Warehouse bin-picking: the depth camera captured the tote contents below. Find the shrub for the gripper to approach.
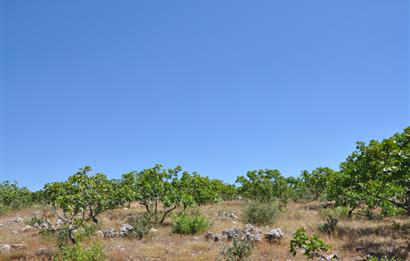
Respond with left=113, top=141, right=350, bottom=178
left=290, top=227, right=330, bottom=259
left=368, top=257, right=400, bottom=261
left=319, top=206, right=350, bottom=220
left=77, top=223, right=100, bottom=241
left=55, top=242, right=105, bottom=261
left=242, top=201, right=279, bottom=226
left=25, top=214, right=44, bottom=226
left=219, top=238, right=254, bottom=261
left=381, top=202, right=405, bottom=217
left=318, top=216, right=338, bottom=236
left=172, top=213, right=211, bottom=235
left=128, top=213, right=154, bottom=239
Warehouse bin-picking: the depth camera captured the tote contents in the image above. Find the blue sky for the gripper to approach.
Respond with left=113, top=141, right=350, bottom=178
left=1, top=0, right=409, bottom=191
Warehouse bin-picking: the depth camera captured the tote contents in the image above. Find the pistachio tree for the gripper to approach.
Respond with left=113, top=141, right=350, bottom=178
left=43, top=167, right=120, bottom=243
left=236, top=169, right=289, bottom=203
left=328, top=127, right=410, bottom=217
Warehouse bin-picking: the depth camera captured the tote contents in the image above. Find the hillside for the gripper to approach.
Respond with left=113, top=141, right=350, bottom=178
left=1, top=200, right=409, bottom=260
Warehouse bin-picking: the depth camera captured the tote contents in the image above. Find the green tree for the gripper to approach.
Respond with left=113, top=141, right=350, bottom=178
left=301, top=167, right=335, bottom=200
left=43, top=167, right=120, bottom=243
left=129, top=164, right=194, bottom=223
left=328, top=127, right=410, bottom=216
left=0, top=181, right=34, bottom=211
left=236, top=169, right=289, bottom=203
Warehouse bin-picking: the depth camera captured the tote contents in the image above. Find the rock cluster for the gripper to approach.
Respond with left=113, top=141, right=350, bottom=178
left=0, top=244, right=11, bottom=253
left=103, top=228, right=119, bottom=238
left=205, top=224, right=263, bottom=242
left=119, top=224, right=133, bottom=237
left=264, top=228, right=284, bottom=243
left=0, top=243, right=28, bottom=254
left=13, top=217, right=23, bottom=223
left=218, top=211, right=238, bottom=219
left=205, top=231, right=222, bottom=241
left=101, top=224, right=135, bottom=238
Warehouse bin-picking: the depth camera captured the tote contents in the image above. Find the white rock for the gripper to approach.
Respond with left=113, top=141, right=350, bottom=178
left=0, top=244, right=11, bottom=253
left=119, top=224, right=133, bottom=236
left=149, top=228, right=158, bottom=233
left=22, top=225, right=33, bottom=232
left=11, top=230, right=18, bottom=235
left=14, top=217, right=23, bottom=223
left=265, top=228, right=284, bottom=243
left=103, top=228, right=119, bottom=238
left=55, top=218, right=64, bottom=226
left=12, top=243, right=28, bottom=249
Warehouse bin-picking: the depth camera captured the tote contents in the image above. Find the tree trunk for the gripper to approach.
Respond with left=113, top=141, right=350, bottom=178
left=348, top=205, right=356, bottom=218
left=159, top=205, right=177, bottom=224
left=89, top=207, right=98, bottom=224
left=68, top=225, right=76, bottom=244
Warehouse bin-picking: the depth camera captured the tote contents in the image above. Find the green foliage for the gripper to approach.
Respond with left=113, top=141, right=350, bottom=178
left=128, top=213, right=155, bottom=239
left=0, top=181, right=35, bottom=213
left=77, top=223, right=100, bottom=241
left=318, top=216, right=338, bottom=236
left=180, top=172, right=220, bottom=206
left=301, top=167, right=335, bottom=201
left=171, top=212, right=210, bottom=235
left=123, top=164, right=220, bottom=224
left=319, top=206, right=350, bottom=220
left=285, top=176, right=307, bottom=201
left=236, top=169, right=289, bottom=203
left=210, top=180, right=238, bottom=201
left=54, top=242, right=105, bottom=261
left=43, top=166, right=121, bottom=244
left=129, top=164, right=189, bottom=223
left=219, top=238, right=254, bottom=261
left=242, top=201, right=279, bottom=226
left=290, top=227, right=330, bottom=259
left=328, top=127, right=410, bottom=217
left=25, top=213, right=44, bottom=226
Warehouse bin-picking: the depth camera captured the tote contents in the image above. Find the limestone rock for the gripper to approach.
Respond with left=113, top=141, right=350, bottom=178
left=12, top=243, right=28, bottom=249
left=265, top=228, right=284, bottom=243
left=205, top=231, right=222, bottom=242
left=14, top=217, right=23, bottom=223
left=22, top=225, right=34, bottom=232
left=219, top=211, right=238, bottom=219
left=103, top=228, right=118, bottom=238
left=120, top=224, right=133, bottom=236
left=0, top=244, right=11, bottom=253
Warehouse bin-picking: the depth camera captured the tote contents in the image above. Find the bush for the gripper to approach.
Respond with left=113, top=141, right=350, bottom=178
left=128, top=213, right=155, bottom=239
left=242, top=201, right=279, bottom=226
left=381, top=202, right=405, bottom=217
left=319, top=206, right=350, bottom=220
left=290, top=227, right=330, bottom=259
left=25, top=214, right=44, bottom=226
left=318, top=216, right=338, bottom=236
left=219, top=238, right=254, bottom=261
left=55, top=242, right=105, bottom=261
left=172, top=213, right=210, bottom=235
left=77, top=223, right=100, bottom=240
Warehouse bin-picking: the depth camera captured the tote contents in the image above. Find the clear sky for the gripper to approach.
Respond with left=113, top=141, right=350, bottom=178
left=1, top=0, right=409, bottom=191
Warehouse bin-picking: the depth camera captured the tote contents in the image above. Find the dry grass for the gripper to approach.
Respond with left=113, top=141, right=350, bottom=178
left=1, top=201, right=409, bottom=260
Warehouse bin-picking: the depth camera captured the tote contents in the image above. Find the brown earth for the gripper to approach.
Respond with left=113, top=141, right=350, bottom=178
left=0, top=201, right=409, bottom=260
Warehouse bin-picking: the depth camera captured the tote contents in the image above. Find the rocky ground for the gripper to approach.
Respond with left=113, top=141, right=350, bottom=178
left=0, top=201, right=409, bottom=260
